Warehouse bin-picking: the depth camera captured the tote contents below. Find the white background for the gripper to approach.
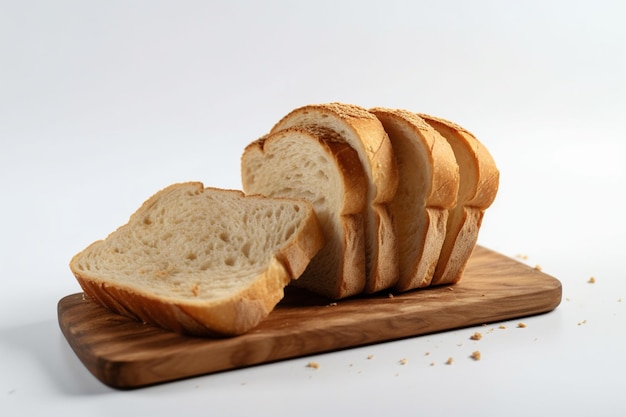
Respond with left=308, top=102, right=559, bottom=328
left=2, top=1, right=625, bottom=416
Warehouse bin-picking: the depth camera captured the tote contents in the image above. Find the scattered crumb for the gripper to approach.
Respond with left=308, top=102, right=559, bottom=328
left=457, top=343, right=463, bottom=347
left=517, top=322, right=527, bottom=328
left=619, top=298, right=623, bottom=303
left=306, top=361, right=320, bottom=369
left=445, top=357, right=454, bottom=365
left=470, top=332, right=483, bottom=341
left=430, top=362, right=435, bottom=367
left=566, top=297, right=571, bottom=302
left=577, top=320, right=588, bottom=326
left=471, top=351, right=481, bottom=361
left=588, top=277, right=596, bottom=284
left=399, top=358, right=408, bottom=365
left=191, top=283, right=200, bottom=297
left=327, top=302, right=337, bottom=307
left=498, top=325, right=507, bottom=330
left=533, top=264, right=542, bottom=271
left=515, top=254, right=529, bottom=260
left=446, top=286, right=454, bottom=291
left=425, top=352, right=431, bottom=356
left=388, top=293, right=394, bottom=298
left=367, top=354, right=374, bottom=360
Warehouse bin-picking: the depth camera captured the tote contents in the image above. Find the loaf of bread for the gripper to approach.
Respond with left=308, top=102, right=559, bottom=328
left=369, top=108, right=460, bottom=291
left=270, top=103, right=400, bottom=294
left=241, top=126, right=368, bottom=299
left=417, top=114, right=500, bottom=285
left=69, top=182, right=324, bottom=336
left=69, top=102, right=500, bottom=337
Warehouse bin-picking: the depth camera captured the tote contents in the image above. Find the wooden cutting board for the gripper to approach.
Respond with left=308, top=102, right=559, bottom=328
left=58, top=246, right=562, bottom=389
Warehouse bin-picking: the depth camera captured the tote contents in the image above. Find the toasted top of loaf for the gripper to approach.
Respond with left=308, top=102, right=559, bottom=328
left=241, top=126, right=368, bottom=299
left=69, top=182, right=324, bottom=336
left=271, top=102, right=399, bottom=203
left=418, top=114, right=499, bottom=209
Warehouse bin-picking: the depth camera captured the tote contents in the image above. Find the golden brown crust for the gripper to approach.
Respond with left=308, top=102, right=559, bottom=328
left=272, top=103, right=399, bottom=202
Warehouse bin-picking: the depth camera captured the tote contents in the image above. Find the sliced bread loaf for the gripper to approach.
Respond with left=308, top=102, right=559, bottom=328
left=241, top=126, right=367, bottom=299
left=369, top=108, right=460, bottom=291
left=271, top=103, right=400, bottom=294
left=69, top=182, right=324, bottom=336
left=418, top=114, right=500, bottom=285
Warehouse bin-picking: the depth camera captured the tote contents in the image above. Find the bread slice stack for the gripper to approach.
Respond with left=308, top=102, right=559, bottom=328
left=69, top=102, right=499, bottom=337
left=244, top=103, right=498, bottom=297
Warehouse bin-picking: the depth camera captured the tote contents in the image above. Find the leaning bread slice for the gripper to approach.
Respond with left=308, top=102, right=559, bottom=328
left=241, top=126, right=367, bottom=299
left=69, top=182, right=324, bottom=336
left=369, top=108, right=459, bottom=291
left=271, top=103, right=399, bottom=294
left=418, top=114, right=500, bottom=285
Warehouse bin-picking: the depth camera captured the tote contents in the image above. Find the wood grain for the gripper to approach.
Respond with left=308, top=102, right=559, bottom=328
left=58, top=246, right=562, bottom=389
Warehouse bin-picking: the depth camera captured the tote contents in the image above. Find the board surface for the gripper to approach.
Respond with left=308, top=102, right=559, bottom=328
left=58, top=246, right=562, bottom=389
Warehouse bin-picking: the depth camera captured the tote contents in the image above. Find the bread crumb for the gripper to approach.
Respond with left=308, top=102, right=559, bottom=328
left=388, top=293, right=394, bottom=298
left=471, top=351, right=481, bottom=361
left=327, top=302, right=337, bottom=307
left=424, top=352, right=430, bottom=356
left=498, top=325, right=507, bottom=330
left=517, top=322, right=527, bottom=328
left=399, top=358, right=408, bottom=365
left=533, top=264, right=542, bottom=271
left=367, top=354, right=374, bottom=360
left=470, top=332, right=483, bottom=341
left=446, top=286, right=454, bottom=291
left=515, top=254, right=528, bottom=260
left=306, top=361, right=320, bottom=369
left=618, top=298, right=623, bottom=303
left=445, top=357, right=454, bottom=365
left=577, top=320, right=587, bottom=326
left=429, top=362, right=435, bottom=367
left=588, top=277, right=596, bottom=284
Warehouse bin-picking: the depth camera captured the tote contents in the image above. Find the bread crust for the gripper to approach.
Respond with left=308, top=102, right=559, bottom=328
left=271, top=103, right=400, bottom=293
left=418, top=115, right=500, bottom=285
left=242, top=127, right=367, bottom=299
left=369, top=108, right=459, bottom=290
left=70, top=182, right=325, bottom=336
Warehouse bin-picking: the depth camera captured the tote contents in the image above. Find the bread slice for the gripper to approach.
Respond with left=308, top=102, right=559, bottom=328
left=271, top=103, right=399, bottom=294
left=418, top=114, right=500, bottom=285
left=369, top=108, right=460, bottom=291
left=241, top=126, right=367, bottom=299
left=69, top=182, right=324, bottom=336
